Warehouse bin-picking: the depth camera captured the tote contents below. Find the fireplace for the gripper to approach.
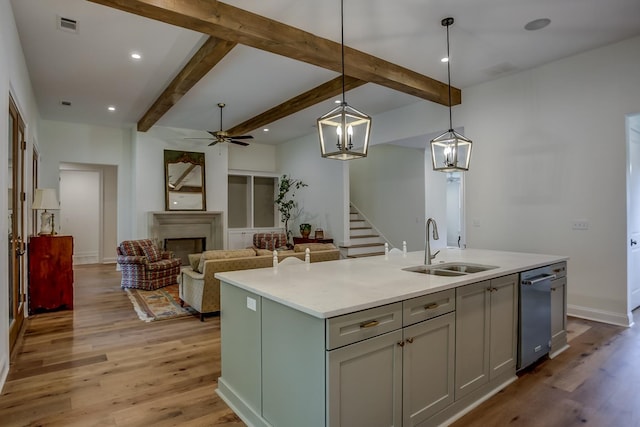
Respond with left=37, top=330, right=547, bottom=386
left=149, top=211, right=223, bottom=262
left=165, top=237, right=206, bottom=265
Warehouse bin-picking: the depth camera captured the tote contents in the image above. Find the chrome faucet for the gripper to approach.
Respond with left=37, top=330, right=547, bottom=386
left=425, top=218, right=440, bottom=265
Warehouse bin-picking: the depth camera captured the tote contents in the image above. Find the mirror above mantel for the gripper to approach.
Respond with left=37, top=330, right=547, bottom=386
left=164, top=150, right=206, bottom=211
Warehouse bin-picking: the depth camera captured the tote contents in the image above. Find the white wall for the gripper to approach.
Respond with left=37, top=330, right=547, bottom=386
left=276, top=134, right=347, bottom=244
left=458, top=36, right=640, bottom=325
left=0, top=0, right=40, bottom=391
left=134, top=126, right=230, bottom=240
left=229, top=142, right=276, bottom=172
left=38, top=120, right=134, bottom=244
left=350, top=144, right=425, bottom=251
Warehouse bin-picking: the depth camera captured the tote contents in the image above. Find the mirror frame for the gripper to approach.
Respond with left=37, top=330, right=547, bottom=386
left=164, top=150, right=206, bottom=211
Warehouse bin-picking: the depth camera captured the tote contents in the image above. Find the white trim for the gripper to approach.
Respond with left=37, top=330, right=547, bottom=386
left=567, top=304, right=633, bottom=327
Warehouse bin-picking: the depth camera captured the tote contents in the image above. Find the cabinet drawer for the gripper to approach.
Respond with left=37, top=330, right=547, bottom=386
left=326, top=302, right=402, bottom=350
left=403, top=289, right=455, bottom=326
left=550, top=262, right=567, bottom=279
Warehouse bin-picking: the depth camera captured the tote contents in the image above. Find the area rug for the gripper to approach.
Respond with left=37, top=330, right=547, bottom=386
left=125, top=284, right=197, bottom=322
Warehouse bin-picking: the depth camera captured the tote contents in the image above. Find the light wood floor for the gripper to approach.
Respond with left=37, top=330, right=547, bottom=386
left=1, top=264, right=639, bottom=426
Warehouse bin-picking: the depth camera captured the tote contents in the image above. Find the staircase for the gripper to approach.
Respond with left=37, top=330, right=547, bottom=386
left=340, top=205, right=386, bottom=258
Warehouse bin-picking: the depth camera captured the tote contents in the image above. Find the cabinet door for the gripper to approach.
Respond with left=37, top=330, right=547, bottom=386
left=327, top=329, right=403, bottom=427
left=227, top=230, right=250, bottom=249
left=489, top=274, right=518, bottom=380
left=455, top=280, right=491, bottom=400
left=403, top=312, right=455, bottom=426
left=550, top=277, right=567, bottom=355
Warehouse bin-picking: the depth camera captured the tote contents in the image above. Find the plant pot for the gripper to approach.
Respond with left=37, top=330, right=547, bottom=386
left=299, top=223, right=312, bottom=238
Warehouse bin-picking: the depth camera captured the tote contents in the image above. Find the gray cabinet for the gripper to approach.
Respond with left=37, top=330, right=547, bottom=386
left=402, top=311, right=455, bottom=426
left=455, top=274, right=518, bottom=400
left=327, top=290, right=456, bottom=427
left=327, top=329, right=403, bottom=427
left=550, top=262, right=568, bottom=356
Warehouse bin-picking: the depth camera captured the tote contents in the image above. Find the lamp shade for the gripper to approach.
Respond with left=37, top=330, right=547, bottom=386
left=430, top=129, right=472, bottom=172
left=32, top=188, right=60, bottom=210
left=317, top=102, right=371, bottom=160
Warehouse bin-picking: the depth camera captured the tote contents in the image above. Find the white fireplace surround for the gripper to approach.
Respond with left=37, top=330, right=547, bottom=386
left=149, top=211, right=224, bottom=251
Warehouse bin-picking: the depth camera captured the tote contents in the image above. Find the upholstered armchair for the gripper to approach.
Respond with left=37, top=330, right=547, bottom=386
left=116, top=239, right=181, bottom=290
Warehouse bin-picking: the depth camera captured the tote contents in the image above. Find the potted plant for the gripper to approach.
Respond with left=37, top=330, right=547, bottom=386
left=275, top=174, right=308, bottom=246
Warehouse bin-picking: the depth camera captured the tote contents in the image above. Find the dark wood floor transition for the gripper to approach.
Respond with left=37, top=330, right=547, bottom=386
left=1, top=264, right=638, bottom=426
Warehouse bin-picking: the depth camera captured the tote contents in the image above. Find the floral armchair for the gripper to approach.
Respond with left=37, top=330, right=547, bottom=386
left=116, top=239, right=181, bottom=290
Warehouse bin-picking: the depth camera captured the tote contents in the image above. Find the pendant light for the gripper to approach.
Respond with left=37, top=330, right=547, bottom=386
left=430, top=17, right=472, bottom=172
left=317, top=0, right=371, bottom=160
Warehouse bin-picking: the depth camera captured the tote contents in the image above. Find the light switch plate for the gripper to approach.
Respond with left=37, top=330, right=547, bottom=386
left=572, top=220, right=589, bottom=230
left=246, top=296, right=256, bottom=311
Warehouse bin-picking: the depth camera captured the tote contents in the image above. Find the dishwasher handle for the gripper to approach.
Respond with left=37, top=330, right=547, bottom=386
left=521, top=274, right=556, bottom=286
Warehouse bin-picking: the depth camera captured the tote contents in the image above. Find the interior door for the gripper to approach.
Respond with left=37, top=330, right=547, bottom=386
left=8, top=96, right=26, bottom=352
left=627, top=114, right=640, bottom=311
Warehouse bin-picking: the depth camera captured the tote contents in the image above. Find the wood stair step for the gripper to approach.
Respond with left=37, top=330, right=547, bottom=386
left=347, top=252, right=385, bottom=258
left=339, top=242, right=385, bottom=249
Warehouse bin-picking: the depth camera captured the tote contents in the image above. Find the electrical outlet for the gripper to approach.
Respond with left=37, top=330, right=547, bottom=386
left=246, top=296, right=257, bottom=311
left=572, top=220, right=589, bottom=230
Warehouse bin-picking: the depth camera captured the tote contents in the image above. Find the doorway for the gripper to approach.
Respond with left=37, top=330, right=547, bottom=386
left=59, top=163, right=118, bottom=265
left=8, top=96, right=26, bottom=353
left=626, top=113, right=640, bottom=313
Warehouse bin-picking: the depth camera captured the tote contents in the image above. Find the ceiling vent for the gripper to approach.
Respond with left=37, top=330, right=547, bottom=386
left=57, top=16, right=78, bottom=33
left=60, top=100, right=72, bottom=107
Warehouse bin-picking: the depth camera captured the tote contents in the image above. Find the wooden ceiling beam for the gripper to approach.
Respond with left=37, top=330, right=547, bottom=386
left=89, top=0, right=461, bottom=109
left=227, top=76, right=367, bottom=136
left=137, top=36, right=237, bottom=132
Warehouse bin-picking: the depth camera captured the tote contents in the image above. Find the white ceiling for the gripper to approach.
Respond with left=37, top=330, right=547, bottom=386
left=10, top=0, right=640, bottom=145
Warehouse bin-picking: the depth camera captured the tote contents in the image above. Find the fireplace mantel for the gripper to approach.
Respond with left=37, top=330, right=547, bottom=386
left=149, top=211, right=224, bottom=251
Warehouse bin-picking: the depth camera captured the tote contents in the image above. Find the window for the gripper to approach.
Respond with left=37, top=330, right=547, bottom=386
left=228, top=173, right=277, bottom=229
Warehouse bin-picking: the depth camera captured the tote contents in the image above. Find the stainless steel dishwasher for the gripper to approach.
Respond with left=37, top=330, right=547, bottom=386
left=518, top=265, right=556, bottom=370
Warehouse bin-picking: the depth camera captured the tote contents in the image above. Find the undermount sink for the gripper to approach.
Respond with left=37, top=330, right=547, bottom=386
left=402, top=262, right=498, bottom=276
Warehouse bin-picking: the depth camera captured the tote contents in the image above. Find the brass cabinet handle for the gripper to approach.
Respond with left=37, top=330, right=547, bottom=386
left=406, top=337, right=414, bottom=344
left=551, top=287, right=557, bottom=292
left=360, top=320, right=379, bottom=329
left=425, top=302, right=439, bottom=310
left=397, top=341, right=405, bottom=347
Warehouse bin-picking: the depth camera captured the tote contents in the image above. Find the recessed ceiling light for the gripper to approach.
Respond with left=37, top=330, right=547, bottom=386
left=441, top=57, right=449, bottom=63
left=524, top=18, right=551, bottom=31
left=130, top=52, right=142, bottom=60
left=107, top=106, right=116, bottom=112
left=263, top=128, right=269, bottom=132
left=334, top=99, right=341, bottom=104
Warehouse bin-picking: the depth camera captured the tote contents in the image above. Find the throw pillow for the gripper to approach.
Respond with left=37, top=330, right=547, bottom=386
left=140, top=240, right=162, bottom=262
left=188, top=253, right=201, bottom=271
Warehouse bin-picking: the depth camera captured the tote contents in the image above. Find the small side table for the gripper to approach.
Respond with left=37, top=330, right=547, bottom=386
left=28, top=235, right=74, bottom=314
left=293, top=237, right=334, bottom=245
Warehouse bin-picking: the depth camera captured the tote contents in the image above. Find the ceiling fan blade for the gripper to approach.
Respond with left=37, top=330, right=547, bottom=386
left=230, top=140, right=250, bottom=146
left=228, top=135, right=253, bottom=140
left=208, top=140, right=220, bottom=146
left=185, top=137, right=216, bottom=140
left=207, top=131, right=219, bottom=137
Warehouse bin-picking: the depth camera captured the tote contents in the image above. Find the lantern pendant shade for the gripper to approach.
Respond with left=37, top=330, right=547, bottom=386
left=430, top=16, right=472, bottom=172
left=430, top=129, right=472, bottom=172
left=318, top=102, right=371, bottom=160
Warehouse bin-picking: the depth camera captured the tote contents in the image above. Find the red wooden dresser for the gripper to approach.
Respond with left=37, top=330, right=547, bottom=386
left=28, top=235, right=74, bottom=314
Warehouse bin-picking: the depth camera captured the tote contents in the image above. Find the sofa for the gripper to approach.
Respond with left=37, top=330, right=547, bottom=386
left=116, top=239, right=182, bottom=290
left=180, top=243, right=340, bottom=320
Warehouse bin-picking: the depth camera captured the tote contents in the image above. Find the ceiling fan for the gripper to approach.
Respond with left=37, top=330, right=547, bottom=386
left=190, top=103, right=253, bottom=146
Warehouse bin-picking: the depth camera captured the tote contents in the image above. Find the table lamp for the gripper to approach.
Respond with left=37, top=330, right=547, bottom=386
left=32, top=188, right=60, bottom=235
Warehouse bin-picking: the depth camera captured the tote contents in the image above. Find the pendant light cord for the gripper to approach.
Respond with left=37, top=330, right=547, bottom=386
left=446, top=20, right=453, bottom=131
left=341, top=0, right=345, bottom=105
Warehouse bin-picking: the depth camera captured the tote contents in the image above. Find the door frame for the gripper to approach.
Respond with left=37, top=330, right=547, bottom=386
left=8, top=95, right=27, bottom=353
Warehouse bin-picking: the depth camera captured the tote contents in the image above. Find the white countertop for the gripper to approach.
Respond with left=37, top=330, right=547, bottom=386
left=215, top=248, right=568, bottom=319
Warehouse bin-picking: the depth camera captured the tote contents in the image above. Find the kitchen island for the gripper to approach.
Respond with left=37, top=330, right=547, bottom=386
left=215, top=248, right=568, bottom=427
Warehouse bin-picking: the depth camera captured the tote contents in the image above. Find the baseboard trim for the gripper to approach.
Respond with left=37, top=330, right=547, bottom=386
left=567, top=304, right=632, bottom=327
left=0, top=356, right=8, bottom=393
